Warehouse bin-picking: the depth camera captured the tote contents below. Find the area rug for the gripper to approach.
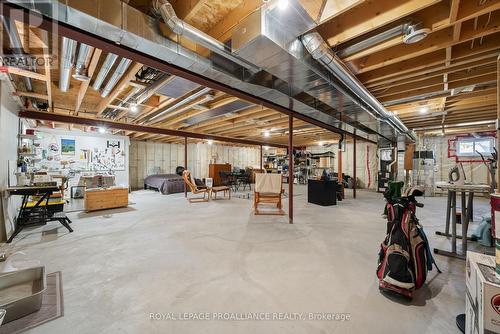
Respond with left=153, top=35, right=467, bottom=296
left=0, top=271, right=64, bottom=334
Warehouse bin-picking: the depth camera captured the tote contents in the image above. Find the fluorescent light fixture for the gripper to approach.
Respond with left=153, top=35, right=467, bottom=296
left=277, top=0, right=288, bottom=10
left=98, top=127, right=106, bottom=134
left=419, top=106, right=429, bottom=114
left=207, top=139, right=213, bottom=145
left=263, top=130, right=270, bottom=137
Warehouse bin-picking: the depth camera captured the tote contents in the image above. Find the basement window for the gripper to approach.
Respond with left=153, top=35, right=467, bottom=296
left=456, top=137, right=495, bottom=157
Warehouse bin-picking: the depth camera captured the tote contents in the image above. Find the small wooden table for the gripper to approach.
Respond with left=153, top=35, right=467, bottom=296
left=433, top=183, right=491, bottom=260
left=84, top=187, right=129, bottom=212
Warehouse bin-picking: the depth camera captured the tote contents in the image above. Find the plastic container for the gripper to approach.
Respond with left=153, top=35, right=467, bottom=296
left=0, top=266, right=46, bottom=323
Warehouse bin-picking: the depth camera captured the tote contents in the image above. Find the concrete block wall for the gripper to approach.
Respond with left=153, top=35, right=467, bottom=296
left=129, top=141, right=260, bottom=190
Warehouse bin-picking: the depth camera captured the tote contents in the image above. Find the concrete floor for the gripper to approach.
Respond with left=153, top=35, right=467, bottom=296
left=1, top=185, right=487, bottom=334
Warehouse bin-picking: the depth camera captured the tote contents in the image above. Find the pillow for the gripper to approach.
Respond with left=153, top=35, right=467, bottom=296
left=194, top=178, right=205, bottom=187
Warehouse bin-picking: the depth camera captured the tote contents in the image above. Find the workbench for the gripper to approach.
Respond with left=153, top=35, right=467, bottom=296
left=433, top=183, right=491, bottom=260
left=5, top=186, right=60, bottom=243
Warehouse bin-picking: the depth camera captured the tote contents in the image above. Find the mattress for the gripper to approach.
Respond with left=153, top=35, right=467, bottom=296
left=144, top=174, right=184, bottom=195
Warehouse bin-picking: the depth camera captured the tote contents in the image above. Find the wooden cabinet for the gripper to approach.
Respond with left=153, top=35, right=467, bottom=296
left=84, top=187, right=129, bottom=212
left=209, top=164, right=231, bottom=186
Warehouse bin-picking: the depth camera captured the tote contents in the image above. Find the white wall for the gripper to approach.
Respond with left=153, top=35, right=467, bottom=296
left=417, top=135, right=490, bottom=185
left=33, top=127, right=130, bottom=186
left=0, top=81, right=21, bottom=241
left=306, top=142, right=378, bottom=189
left=129, top=140, right=260, bottom=190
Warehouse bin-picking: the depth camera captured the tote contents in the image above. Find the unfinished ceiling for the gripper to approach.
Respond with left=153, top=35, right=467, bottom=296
left=1, top=0, right=499, bottom=142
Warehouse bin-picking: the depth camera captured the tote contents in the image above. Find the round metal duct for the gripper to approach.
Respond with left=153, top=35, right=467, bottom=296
left=403, top=24, right=431, bottom=44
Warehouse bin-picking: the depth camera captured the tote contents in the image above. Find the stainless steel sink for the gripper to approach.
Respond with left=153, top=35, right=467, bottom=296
left=0, top=266, right=46, bottom=324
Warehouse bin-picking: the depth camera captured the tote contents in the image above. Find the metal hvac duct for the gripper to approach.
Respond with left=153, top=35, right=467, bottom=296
left=0, top=16, right=33, bottom=92
left=147, top=87, right=212, bottom=123
left=14, top=0, right=380, bottom=142
left=133, top=72, right=170, bottom=105
left=104, top=72, right=171, bottom=119
left=150, top=93, right=215, bottom=124
left=152, top=0, right=260, bottom=73
left=100, top=57, right=132, bottom=97
left=301, top=32, right=414, bottom=140
left=103, top=86, right=141, bottom=119
left=59, top=37, right=77, bottom=92
left=92, top=53, right=118, bottom=91
left=231, top=1, right=408, bottom=141
left=336, top=21, right=427, bottom=58
left=337, top=25, right=406, bottom=58
left=183, top=99, right=253, bottom=126
left=72, top=43, right=91, bottom=81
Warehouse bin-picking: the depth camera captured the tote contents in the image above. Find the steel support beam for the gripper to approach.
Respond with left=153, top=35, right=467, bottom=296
left=338, top=143, right=343, bottom=199
left=184, top=136, right=188, bottom=198
left=288, top=114, right=293, bottom=224
left=260, top=145, right=263, bottom=170
left=18, top=110, right=288, bottom=148
left=353, top=131, right=357, bottom=199
left=497, top=55, right=500, bottom=193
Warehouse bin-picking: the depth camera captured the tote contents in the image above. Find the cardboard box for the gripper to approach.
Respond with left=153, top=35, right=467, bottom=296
left=466, top=251, right=500, bottom=334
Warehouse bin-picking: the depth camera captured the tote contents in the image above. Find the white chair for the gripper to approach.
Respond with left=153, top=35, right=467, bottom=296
left=254, top=173, right=285, bottom=215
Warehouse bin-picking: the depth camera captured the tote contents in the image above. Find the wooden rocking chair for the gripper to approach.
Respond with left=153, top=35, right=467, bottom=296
left=254, top=173, right=285, bottom=215
left=183, top=171, right=209, bottom=203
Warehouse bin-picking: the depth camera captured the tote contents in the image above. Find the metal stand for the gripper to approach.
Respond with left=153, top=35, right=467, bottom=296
left=7, top=192, right=51, bottom=243
left=6, top=186, right=73, bottom=243
left=434, top=189, right=475, bottom=260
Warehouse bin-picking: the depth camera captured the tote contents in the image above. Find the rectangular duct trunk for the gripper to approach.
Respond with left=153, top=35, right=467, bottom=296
left=231, top=3, right=396, bottom=141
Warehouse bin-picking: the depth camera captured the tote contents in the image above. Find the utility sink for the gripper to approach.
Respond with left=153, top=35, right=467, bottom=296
left=0, top=266, right=46, bottom=324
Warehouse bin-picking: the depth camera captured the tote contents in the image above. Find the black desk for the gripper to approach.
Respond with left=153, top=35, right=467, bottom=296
left=307, top=179, right=337, bottom=206
left=5, top=186, right=59, bottom=243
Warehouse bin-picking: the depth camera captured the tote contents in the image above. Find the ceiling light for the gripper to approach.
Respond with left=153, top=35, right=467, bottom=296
left=318, top=141, right=324, bottom=146
left=98, top=127, right=106, bottom=134
left=264, top=146, right=269, bottom=151
left=419, top=106, right=429, bottom=114
left=263, top=130, right=270, bottom=137
left=129, top=101, right=138, bottom=113
left=207, top=139, right=213, bottom=145
left=277, top=0, right=288, bottom=10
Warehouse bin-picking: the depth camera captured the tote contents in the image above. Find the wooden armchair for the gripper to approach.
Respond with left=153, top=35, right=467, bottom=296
left=254, top=173, right=285, bottom=215
left=183, top=171, right=209, bottom=202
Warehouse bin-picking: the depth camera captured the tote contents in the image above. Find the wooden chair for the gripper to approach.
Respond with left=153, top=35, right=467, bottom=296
left=254, top=173, right=285, bottom=215
left=183, top=171, right=209, bottom=203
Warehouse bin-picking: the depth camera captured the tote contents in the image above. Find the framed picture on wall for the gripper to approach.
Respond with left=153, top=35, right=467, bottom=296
left=61, top=138, right=76, bottom=156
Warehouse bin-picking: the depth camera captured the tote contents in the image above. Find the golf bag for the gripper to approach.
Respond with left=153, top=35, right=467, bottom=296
left=377, top=189, right=441, bottom=299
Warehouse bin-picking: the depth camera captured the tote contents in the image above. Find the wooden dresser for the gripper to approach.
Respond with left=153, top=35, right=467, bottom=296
left=84, top=187, right=129, bottom=212
left=209, top=164, right=231, bottom=186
